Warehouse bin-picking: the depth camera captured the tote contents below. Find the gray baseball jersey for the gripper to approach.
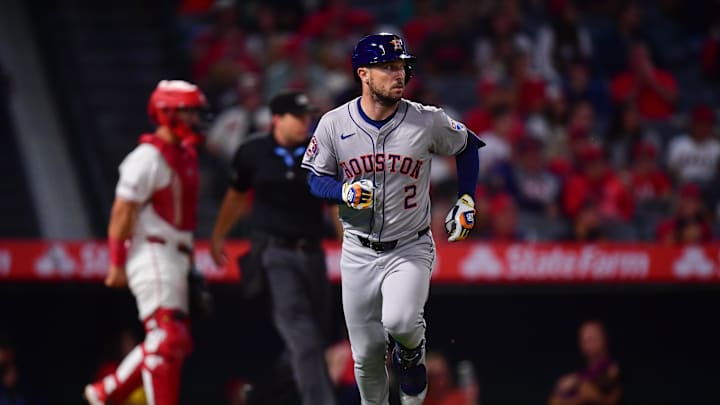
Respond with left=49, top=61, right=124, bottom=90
left=302, top=97, right=469, bottom=242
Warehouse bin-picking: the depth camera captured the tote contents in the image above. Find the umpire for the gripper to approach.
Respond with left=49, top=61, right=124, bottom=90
left=210, top=90, right=337, bottom=405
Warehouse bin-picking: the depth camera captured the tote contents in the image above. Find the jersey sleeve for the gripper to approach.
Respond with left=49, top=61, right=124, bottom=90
left=229, top=142, right=254, bottom=191
left=301, top=115, right=337, bottom=176
left=115, top=144, right=161, bottom=203
left=430, top=109, right=469, bottom=156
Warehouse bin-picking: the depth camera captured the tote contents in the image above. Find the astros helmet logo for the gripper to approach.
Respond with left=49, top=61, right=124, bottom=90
left=389, top=38, right=404, bottom=51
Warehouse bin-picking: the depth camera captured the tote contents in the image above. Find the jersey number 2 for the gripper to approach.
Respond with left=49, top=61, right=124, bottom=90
left=404, top=185, right=417, bottom=209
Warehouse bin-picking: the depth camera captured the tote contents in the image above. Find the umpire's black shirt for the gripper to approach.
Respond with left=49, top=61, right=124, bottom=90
left=230, top=133, right=325, bottom=239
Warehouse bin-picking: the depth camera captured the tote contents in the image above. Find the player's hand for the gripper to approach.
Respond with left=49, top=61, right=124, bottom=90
left=210, top=237, right=227, bottom=267
left=342, top=179, right=374, bottom=210
left=445, top=194, right=475, bottom=242
left=105, top=265, right=128, bottom=288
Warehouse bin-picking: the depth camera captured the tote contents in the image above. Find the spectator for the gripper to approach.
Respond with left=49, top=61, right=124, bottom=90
left=526, top=85, right=569, bottom=153
left=566, top=201, right=607, bottom=242
left=534, top=1, right=593, bottom=84
left=423, top=352, right=467, bottom=405
left=297, top=0, right=374, bottom=41
left=627, top=141, right=672, bottom=205
left=474, top=2, right=532, bottom=84
left=489, top=136, right=561, bottom=216
left=548, top=320, right=622, bottom=405
left=605, top=102, right=662, bottom=171
left=656, top=183, right=714, bottom=245
left=478, top=193, right=525, bottom=241
left=666, top=105, right=720, bottom=187
left=477, top=105, right=519, bottom=178
left=701, top=17, right=720, bottom=82
left=401, top=0, right=443, bottom=49
left=593, top=1, right=656, bottom=77
left=545, top=100, right=596, bottom=177
left=463, top=81, right=518, bottom=137
left=562, top=144, right=634, bottom=222
left=510, top=50, right=547, bottom=116
left=563, top=59, right=610, bottom=119
left=610, top=42, right=677, bottom=120
left=0, top=335, right=41, bottom=405
left=422, top=4, right=476, bottom=76
left=190, top=2, right=259, bottom=93
left=206, top=73, right=271, bottom=165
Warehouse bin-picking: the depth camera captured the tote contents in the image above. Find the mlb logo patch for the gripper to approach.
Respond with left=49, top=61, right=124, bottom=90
left=305, top=136, right=319, bottom=159
left=448, top=117, right=464, bottom=131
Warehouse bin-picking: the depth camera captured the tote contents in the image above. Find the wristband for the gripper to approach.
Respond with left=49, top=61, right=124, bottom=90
left=109, top=238, right=129, bottom=267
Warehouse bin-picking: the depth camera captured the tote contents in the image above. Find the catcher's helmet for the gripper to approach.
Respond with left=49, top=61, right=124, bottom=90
left=352, top=33, right=416, bottom=83
left=148, top=80, right=209, bottom=142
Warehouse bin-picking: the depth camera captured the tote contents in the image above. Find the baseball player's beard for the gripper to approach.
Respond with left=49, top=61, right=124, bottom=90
left=368, top=79, right=403, bottom=107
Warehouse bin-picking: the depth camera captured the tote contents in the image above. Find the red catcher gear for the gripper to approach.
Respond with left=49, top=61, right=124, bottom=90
left=139, top=134, right=199, bottom=231
left=84, top=309, right=192, bottom=405
left=148, top=80, right=208, bottom=141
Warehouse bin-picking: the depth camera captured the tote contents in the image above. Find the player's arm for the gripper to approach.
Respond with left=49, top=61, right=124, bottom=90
left=210, top=188, right=251, bottom=266
left=444, top=132, right=482, bottom=242
left=302, top=117, right=374, bottom=210
left=455, top=132, right=482, bottom=200
left=430, top=109, right=484, bottom=241
left=307, top=172, right=374, bottom=210
left=106, top=197, right=140, bottom=288
left=107, top=145, right=157, bottom=288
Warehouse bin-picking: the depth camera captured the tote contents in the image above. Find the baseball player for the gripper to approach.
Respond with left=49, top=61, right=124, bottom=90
left=84, top=80, right=208, bottom=405
left=302, top=33, right=483, bottom=405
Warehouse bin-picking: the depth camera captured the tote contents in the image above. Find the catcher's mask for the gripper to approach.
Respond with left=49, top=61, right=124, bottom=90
left=147, top=80, right=210, bottom=143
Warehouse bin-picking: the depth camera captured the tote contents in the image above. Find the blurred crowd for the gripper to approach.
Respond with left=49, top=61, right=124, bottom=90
left=177, top=0, right=720, bottom=243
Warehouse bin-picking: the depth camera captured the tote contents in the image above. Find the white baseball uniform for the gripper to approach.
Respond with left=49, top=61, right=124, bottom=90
left=116, top=142, right=194, bottom=320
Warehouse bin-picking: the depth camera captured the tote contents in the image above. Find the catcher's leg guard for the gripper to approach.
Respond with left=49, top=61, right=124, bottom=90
left=141, top=309, right=192, bottom=405
left=391, top=339, right=427, bottom=405
left=142, top=355, right=183, bottom=405
left=85, top=345, right=145, bottom=404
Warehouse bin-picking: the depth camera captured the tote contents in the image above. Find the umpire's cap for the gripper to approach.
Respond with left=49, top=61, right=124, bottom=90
left=352, top=33, right=416, bottom=83
left=269, top=90, right=318, bottom=115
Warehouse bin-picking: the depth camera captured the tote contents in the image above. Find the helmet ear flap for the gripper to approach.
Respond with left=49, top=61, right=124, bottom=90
left=404, top=63, right=414, bottom=84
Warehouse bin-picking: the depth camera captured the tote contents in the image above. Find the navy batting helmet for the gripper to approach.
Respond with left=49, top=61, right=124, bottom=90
left=352, top=33, right=416, bottom=83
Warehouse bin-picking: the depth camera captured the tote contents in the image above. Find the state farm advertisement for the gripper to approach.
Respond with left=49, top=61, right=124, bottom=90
left=0, top=240, right=719, bottom=284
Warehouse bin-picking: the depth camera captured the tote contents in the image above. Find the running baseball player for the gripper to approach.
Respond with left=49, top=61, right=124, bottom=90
left=302, top=33, right=483, bottom=405
left=84, top=80, right=208, bottom=405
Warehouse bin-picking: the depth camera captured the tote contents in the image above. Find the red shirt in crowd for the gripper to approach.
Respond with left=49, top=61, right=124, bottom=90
left=563, top=171, right=634, bottom=221
left=630, top=170, right=671, bottom=202
left=610, top=69, right=677, bottom=120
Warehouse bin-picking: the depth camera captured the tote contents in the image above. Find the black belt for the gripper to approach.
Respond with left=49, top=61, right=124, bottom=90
left=146, top=236, right=193, bottom=255
left=358, top=227, right=429, bottom=252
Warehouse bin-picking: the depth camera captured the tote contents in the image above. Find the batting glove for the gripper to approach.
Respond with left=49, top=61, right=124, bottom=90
left=342, top=179, right=374, bottom=209
left=445, top=194, right=476, bottom=242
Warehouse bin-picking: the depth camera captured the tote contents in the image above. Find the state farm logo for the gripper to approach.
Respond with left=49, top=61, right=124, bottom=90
left=34, top=243, right=76, bottom=277
left=460, top=246, right=504, bottom=279
left=506, top=246, right=649, bottom=280
left=672, top=247, right=716, bottom=279
left=458, top=245, right=650, bottom=281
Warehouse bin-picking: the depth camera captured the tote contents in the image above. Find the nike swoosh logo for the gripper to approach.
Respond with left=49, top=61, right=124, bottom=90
left=340, top=133, right=355, bottom=140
